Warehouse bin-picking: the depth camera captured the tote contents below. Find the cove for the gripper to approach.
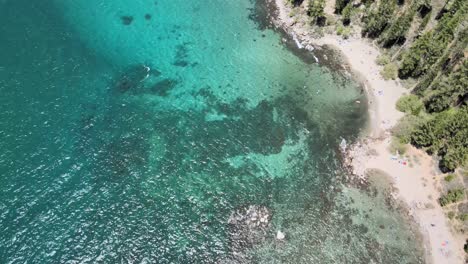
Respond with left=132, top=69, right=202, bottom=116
left=0, top=0, right=423, bottom=263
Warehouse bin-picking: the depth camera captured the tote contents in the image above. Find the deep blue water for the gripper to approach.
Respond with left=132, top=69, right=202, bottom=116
left=0, top=1, right=423, bottom=263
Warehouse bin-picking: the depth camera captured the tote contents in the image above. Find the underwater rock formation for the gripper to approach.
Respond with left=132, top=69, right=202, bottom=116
left=120, top=16, right=133, bottom=25
left=112, top=64, right=150, bottom=94
left=227, top=205, right=272, bottom=259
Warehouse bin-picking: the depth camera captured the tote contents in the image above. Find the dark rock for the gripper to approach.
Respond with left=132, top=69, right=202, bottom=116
left=227, top=205, right=272, bottom=260
left=113, top=64, right=150, bottom=93
left=149, top=78, right=178, bottom=96
left=121, top=16, right=134, bottom=25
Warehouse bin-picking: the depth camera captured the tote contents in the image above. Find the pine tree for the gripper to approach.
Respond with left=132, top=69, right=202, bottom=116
left=362, top=0, right=398, bottom=38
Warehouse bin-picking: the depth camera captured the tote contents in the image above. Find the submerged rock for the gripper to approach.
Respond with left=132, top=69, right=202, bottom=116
left=340, top=138, right=347, bottom=152
left=228, top=205, right=271, bottom=228
left=227, top=205, right=271, bottom=260
left=149, top=78, right=178, bottom=96
left=121, top=16, right=134, bottom=25
left=276, top=230, right=285, bottom=240
left=113, top=64, right=150, bottom=93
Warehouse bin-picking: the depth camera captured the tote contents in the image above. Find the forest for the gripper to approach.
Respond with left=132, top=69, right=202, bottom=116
left=300, top=0, right=467, bottom=171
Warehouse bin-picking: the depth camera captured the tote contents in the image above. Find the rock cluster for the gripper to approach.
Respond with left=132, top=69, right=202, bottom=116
left=342, top=139, right=371, bottom=186
left=227, top=205, right=272, bottom=259
left=228, top=205, right=271, bottom=228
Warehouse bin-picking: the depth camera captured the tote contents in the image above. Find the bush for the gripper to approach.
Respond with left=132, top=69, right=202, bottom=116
left=411, top=106, right=468, bottom=172
left=341, top=3, right=353, bottom=25
left=308, top=0, right=326, bottom=25
left=325, top=14, right=337, bottom=26
left=336, top=24, right=351, bottom=39
left=444, top=174, right=455, bottom=182
left=379, top=7, right=415, bottom=47
left=389, top=137, right=407, bottom=154
left=288, top=0, right=304, bottom=6
left=424, top=60, right=468, bottom=113
left=335, top=0, right=350, bottom=14
left=398, top=1, right=464, bottom=78
left=362, top=0, right=397, bottom=38
left=410, top=107, right=468, bottom=171
left=396, top=95, right=424, bottom=115
left=439, top=189, right=465, bottom=206
left=381, top=63, right=398, bottom=80
left=376, top=54, right=391, bottom=66
left=440, top=146, right=468, bottom=172
left=458, top=213, right=468, bottom=222
left=392, top=115, right=426, bottom=144
left=289, top=8, right=297, bottom=18
left=418, top=10, right=431, bottom=31
left=336, top=24, right=344, bottom=34
left=448, top=211, right=455, bottom=219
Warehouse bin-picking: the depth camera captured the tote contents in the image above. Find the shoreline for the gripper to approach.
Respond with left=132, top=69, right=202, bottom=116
left=269, top=0, right=466, bottom=263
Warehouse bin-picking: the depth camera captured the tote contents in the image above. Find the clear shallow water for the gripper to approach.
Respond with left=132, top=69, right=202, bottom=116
left=0, top=0, right=423, bottom=263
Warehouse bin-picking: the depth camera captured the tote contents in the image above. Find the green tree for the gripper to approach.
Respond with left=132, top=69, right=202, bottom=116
left=398, top=0, right=466, bottom=78
left=362, top=0, right=397, bottom=38
left=392, top=115, right=426, bottom=144
left=288, top=0, right=305, bottom=6
left=411, top=107, right=468, bottom=171
left=379, top=8, right=415, bottom=47
left=439, top=189, right=465, bottom=206
left=335, top=0, right=350, bottom=14
left=396, top=94, right=424, bottom=115
left=424, top=60, right=468, bottom=112
left=308, top=0, right=326, bottom=24
left=341, top=3, right=353, bottom=25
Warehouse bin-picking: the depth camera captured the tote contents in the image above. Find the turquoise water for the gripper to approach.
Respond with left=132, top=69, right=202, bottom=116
left=0, top=0, right=424, bottom=263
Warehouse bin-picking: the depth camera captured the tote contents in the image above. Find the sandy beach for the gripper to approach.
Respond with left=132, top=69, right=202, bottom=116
left=271, top=0, right=466, bottom=263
